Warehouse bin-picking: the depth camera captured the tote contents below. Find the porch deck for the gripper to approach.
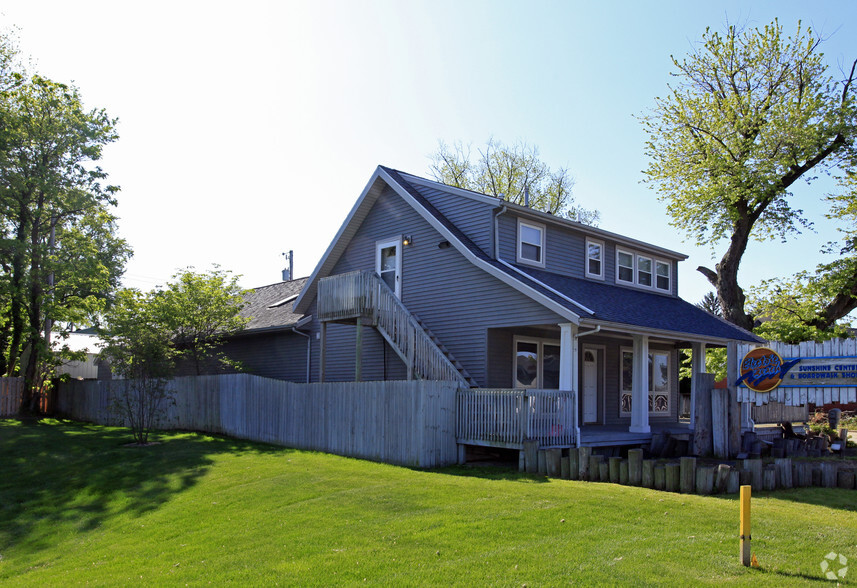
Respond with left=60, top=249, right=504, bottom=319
left=579, top=423, right=692, bottom=447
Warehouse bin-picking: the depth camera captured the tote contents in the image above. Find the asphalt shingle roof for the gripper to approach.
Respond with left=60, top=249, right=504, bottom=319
left=240, top=277, right=308, bottom=333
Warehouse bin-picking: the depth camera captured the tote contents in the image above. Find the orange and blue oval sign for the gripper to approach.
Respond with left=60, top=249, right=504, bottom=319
left=735, top=347, right=800, bottom=393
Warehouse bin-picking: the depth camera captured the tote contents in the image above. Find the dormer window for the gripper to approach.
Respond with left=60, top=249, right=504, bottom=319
left=517, top=219, right=545, bottom=267
left=617, top=250, right=634, bottom=283
left=586, top=238, right=604, bottom=279
left=655, top=260, right=671, bottom=291
left=637, top=256, right=652, bottom=287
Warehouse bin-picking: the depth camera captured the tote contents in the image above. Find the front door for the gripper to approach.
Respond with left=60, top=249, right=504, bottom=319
left=583, top=348, right=598, bottom=423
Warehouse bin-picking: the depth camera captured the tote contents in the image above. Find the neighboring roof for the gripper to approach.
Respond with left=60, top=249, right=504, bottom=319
left=240, top=277, right=309, bottom=333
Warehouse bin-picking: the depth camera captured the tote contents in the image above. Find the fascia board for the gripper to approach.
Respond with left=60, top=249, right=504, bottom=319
left=579, top=318, right=753, bottom=346
left=399, top=172, right=500, bottom=206
left=294, top=168, right=385, bottom=314
left=378, top=168, right=580, bottom=325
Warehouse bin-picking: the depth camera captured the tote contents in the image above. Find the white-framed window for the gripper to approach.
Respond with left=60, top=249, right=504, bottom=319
left=616, top=249, right=672, bottom=293
left=586, top=238, right=604, bottom=279
left=619, top=347, right=671, bottom=416
left=517, top=219, right=546, bottom=267
left=617, top=250, right=634, bottom=284
left=637, top=256, right=652, bottom=287
left=376, top=237, right=402, bottom=298
left=513, top=337, right=560, bottom=389
left=655, top=260, right=671, bottom=291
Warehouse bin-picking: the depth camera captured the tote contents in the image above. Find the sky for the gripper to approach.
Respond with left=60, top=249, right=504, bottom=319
left=1, top=0, right=855, bottom=313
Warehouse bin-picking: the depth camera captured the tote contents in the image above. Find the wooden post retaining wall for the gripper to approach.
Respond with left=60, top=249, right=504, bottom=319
left=55, top=374, right=459, bottom=468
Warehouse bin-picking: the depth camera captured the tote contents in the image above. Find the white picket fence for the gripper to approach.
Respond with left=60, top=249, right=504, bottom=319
left=736, top=339, right=857, bottom=406
left=56, top=374, right=459, bottom=468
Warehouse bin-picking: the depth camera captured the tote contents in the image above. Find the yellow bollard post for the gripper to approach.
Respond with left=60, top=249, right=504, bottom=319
left=740, top=485, right=751, bottom=566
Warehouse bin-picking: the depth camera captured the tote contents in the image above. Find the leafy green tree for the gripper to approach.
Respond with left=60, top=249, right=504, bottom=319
left=99, top=289, right=175, bottom=445
left=429, top=138, right=599, bottom=224
left=152, top=267, right=249, bottom=375
left=0, top=38, right=129, bottom=411
left=640, top=20, right=857, bottom=332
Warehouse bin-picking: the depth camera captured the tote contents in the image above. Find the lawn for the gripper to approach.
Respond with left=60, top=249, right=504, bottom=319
left=0, top=419, right=854, bottom=586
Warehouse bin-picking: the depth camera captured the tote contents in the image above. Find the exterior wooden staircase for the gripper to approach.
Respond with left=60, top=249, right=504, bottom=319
left=317, top=271, right=475, bottom=387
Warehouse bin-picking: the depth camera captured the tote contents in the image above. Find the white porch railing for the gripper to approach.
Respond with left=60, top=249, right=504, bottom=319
left=457, top=388, right=577, bottom=449
left=318, top=271, right=468, bottom=385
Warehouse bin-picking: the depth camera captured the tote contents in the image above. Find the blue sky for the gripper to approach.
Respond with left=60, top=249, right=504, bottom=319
left=1, top=0, right=855, bottom=313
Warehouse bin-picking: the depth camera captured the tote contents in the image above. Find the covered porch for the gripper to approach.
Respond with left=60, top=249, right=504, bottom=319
left=579, top=422, right=692, bottom=448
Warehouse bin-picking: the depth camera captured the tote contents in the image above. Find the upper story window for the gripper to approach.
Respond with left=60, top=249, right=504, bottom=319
left=586, top=238, right=604, bottom=279
left=617, top=249, right=672, bottom=293
left=517, top=219, right=546, bottom=267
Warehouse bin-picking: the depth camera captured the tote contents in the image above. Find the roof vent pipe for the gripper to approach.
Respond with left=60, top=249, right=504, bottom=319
left=524, top=185, right=530, bottom=208
left=282, top=249, right=294, bottom=282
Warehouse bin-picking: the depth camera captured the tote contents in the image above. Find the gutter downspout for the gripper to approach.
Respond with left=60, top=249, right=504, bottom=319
left=493, top=204, right=508, bottom=260
left=291, top=327, right=311, bottom=383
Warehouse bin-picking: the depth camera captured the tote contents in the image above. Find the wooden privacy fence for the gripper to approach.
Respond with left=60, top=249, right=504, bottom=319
left=0, top=377, right=24, bottom=417
left=56, top=374, right=459, bottom=468
left=457, top=389, right=577, bottom=449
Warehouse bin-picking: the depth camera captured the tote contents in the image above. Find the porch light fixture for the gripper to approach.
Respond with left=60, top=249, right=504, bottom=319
left=402, top=235, right=413, bottom=246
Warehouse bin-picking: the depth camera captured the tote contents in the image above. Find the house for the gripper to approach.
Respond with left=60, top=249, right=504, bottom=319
left=231, top=166, right=763, bottom=452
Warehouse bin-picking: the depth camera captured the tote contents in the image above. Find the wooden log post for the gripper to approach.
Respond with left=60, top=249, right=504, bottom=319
left=727, top=469, right=741, bottom=494
left=738, top=469, right=752, bottom=488
left=696, top=466, right=715, bottom=495
left=837, top=469, right=855, bottom=490
left=665, top=463, right=681, bottom=492
left=538, top=450, right=547, bottom=475
left=654, top=465, right=666, bottom=490
left=598, top=461, right=609, bottom=483
left=692, top=373, right=714, bottom=456
left=609, top=456, right=622, bottom=484
left=546, top=448, right=562, bottom=477
left=642, top=460, right=655, bottom=488
left=743, top=459, right=763, bottom=490
left=590, top=454, right=604, bottom=482
left=568, top=447, right=580, bottom=480
left=775, top=458, right=793, bottom=489
left=763, top=465, right=777, bottom=491
left=561, top=455, right=571, bottom=480
left=822, top=462, right=838, bottom=488
left=715, top=464, right=731, bottom=494
left=524, top=439, right=539, bottom=474
left=679, top=456, right=697, bottom=494
left=812, top=466, right=822, bottom=487
left=619, top=460, right=629, bottom=485
left=628, top=449, right=643, bottom=486
left=578, top=446, right=592, bottom=481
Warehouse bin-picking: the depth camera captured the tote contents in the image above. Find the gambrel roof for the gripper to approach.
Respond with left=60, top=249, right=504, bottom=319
left=295, top=166, right=762, bottom=345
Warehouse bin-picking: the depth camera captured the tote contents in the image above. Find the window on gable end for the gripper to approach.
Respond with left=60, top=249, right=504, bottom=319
left=517, top=220, right=545, bottom=267
left=586, top=238, right=604, bottom=279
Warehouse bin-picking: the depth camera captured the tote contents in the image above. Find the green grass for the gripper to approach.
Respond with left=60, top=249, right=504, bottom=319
left=0, top=419, right=854, bottom=586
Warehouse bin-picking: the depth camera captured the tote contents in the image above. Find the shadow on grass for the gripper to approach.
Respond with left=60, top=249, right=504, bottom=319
left=430, top=463, right=550, bottom=483
left=0, top=418, right=288, bottom=555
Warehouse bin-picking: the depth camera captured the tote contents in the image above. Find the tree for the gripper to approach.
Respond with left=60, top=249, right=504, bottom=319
left=696, top=291, right=722, bottom=317
left=640, top=20, right=857, bottom=332
left=99, top=289, right=175, bottom=445
left=153, top=267, right=249, bottom=375
left=429, top=138, right=600, bottom=224
left=0, top=38, right=129, bottom=412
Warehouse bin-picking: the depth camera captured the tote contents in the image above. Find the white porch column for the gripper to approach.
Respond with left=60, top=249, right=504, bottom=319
left=559, top=323, right=579, bottom=444
left=690, top=341, right=706, bottom=431
left=630, top=334, right=650, bottom=434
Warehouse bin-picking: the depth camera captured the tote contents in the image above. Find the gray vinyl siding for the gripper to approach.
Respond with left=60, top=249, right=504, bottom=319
left=310, top=185, right=565, bottom=386
left=409, top=183, right=496, bottom=255
left=220, top=332, right=310, bottom=382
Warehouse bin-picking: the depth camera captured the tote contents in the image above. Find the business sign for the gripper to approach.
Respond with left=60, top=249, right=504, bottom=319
left=736, top=347, right=857, bottom=391
left=735, top=347, right=798, bottom=393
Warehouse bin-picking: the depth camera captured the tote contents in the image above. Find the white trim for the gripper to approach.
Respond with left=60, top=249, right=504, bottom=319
left=513, top=335, right=561, bottom=389
left=498, top=259, right=595, bottom=315
left=616, top=249, right=634, bottom=285
left=585, top=237, right=605, bottom=280
left=655, top=260, right=671, bottom=292
left=615, top=248, right=674, bottom=294
left=516, top=218, right=546, bottom=268
left=579, top=317, right=756, bottom=346
left=375, top=236, right=402, bottom=299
